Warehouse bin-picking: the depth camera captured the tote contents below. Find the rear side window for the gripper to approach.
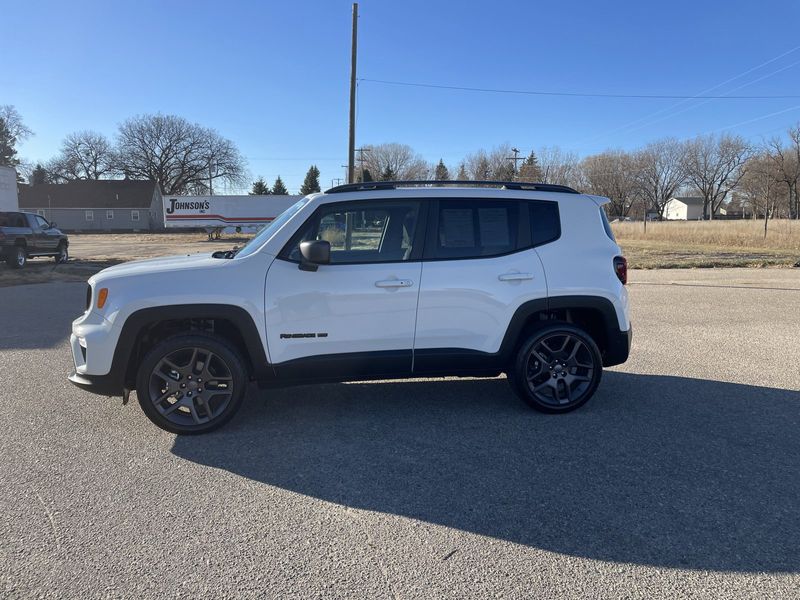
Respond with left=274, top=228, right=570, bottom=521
left=434, top=200, right=518, bottom=259
left=529, top=201, right=560, bottom=246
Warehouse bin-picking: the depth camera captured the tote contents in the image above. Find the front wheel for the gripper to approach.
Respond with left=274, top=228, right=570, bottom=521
left=55, top=243, right=68, bottom=264
left=7, top=246, right=26, bottom=269
left=508, top=324, right=603, bottom=413
left=135, top=334, right=248, bottom=434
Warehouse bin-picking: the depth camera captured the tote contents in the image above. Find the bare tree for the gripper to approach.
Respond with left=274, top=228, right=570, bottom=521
left=765, top=124, right=800, bottom=219
left=48, top=131, right=116, bottom=181
left=463, top=144, right=515, bottom=180
left=537, top=146, right=581, bottom=187
left=739, top=153, right=784, bottom=236
left=633, top=138, right=687, bottom=219
left=116, top=114, right=246, bottom=194
left=361, top=143, right=429, bottom=180
left=0, top=105, right=33, bottom=142
left=580, top=150, right=639, bottom=218
left=681, top=133, right=751, bottom=220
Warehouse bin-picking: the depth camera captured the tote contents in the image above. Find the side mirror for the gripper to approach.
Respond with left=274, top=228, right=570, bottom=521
left=299, top=240, right=330, bottom=271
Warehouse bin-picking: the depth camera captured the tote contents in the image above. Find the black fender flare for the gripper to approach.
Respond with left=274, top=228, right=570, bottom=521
left=112, top=304, right=271, bottom=387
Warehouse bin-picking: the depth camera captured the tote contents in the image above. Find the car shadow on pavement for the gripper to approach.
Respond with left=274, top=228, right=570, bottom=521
left=171, top=371, right=800, bottom=573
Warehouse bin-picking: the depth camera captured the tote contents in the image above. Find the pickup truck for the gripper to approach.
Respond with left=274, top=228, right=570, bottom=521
left=0, top=211, right=69, bottom=269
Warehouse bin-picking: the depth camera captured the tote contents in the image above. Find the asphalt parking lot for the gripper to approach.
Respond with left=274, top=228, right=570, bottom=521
left=1, top=269, right=799, bottom=599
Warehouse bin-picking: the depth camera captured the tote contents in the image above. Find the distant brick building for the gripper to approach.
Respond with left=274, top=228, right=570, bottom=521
left=18, top=180, right=163, bottom=231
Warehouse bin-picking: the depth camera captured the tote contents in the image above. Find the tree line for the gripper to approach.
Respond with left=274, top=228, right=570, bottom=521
left=349, top=131, right=800, bottom=222
left=3, top=103, right=800, bottom=219
left=1, top=108, right=251, bottom=195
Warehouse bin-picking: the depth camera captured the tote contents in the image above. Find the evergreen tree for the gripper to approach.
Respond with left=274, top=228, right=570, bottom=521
left=456, top=162, right=469, bottom=180
left=300, top=165, right=321, bottom=195
left=272, top=176, right=288, bottom=195
left=250, top=176, right=270, bottom=195
left=518, top=151, right=543, bottom=182
left=0, top=118, right=18, bottom=167
left=434, top=159, right=450, bottom=181
left=380, top=165, right=396, bottom=181
left=31, top=163, right=49, bottom=185
left=359, top=168, right=374, bottom=182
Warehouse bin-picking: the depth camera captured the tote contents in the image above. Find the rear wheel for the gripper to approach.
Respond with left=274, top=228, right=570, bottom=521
left=135, top=333, right=247, bottom=434
left=508, top=324, right=602, bottom=413
left=7, top=246, right=26, bottom=269
left=55, top=243, right=68, bottom=264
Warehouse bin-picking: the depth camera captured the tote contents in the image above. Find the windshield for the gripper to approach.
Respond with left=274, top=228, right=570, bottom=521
left=235, top=197, right=311, bottom=259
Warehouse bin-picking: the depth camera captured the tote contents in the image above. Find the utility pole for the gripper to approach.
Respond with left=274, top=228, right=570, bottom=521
left=347, top=3, right=359, bottom=184
left=355, top=147, right=369, bottom=181
left=506, top=147, right=524, bottom=178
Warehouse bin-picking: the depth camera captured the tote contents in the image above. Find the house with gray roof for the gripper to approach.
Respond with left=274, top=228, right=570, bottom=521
left=18, top=180, right=163, bottom=231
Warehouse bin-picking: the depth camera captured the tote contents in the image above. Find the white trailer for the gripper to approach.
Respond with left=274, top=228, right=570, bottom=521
left=0, top=166, right=19, bottom=212
left=163, top=194, right=300, bottom=238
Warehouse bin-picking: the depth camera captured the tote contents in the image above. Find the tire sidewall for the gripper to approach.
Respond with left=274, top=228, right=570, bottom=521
left=136, top=334, right=248, bottom=434
left=512, top=324, right=603, bottom=413
left=9, top=246, right=26, bottom=269
left=56, top=243, right=68, bottom=263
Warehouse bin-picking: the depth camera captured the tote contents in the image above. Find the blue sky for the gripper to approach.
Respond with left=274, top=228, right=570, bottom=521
left=4, top=0, right=800, bottom=192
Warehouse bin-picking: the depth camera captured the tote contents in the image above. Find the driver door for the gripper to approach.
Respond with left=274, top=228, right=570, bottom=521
left=264, top=198, right=425, bottom=381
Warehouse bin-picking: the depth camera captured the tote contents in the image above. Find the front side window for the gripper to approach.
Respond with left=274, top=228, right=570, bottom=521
left=283, top=201, right=420, bottom=264
left=434, top=200, right=518, bottom=259
left=34, top=215, right=50, bottom=229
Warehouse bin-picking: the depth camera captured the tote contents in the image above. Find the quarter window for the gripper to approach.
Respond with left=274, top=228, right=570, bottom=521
left=434, top=200, right=518, bottom=259
left=283, top=201, right=421, bottom=264
left=530, top=201, right=560, bottom=246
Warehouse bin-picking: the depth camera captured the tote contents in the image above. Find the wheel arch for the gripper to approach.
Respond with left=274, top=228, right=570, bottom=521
left=114, top=304, right=271, bottom=389
left=500, top=295, right=629, bottom=367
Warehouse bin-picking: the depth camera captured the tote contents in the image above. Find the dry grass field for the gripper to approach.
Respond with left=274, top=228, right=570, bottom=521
left=612, top=219, right=800, bottom=269
left=1, top=221, right=799, bottom=286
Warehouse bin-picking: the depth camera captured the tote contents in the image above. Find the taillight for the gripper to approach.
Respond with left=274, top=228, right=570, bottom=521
left=614, top=256, right=627, bottom=285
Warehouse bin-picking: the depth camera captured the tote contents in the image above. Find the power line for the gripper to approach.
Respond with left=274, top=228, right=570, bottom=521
left=571, top=45, right=800, bottom=146
left=358, top=77, right=800, bottom=100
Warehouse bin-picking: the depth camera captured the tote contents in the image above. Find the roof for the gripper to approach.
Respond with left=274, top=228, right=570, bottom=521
left=19, top=180, right=159, bottom=209
left=669, top=196, right=704, bottom=206
left=325, top=180, right=580, bottom=194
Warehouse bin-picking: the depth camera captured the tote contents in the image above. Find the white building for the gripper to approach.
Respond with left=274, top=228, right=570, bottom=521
left=0, top=166, right=18, bottom=211
left=664, top=197, right=705, bottom=220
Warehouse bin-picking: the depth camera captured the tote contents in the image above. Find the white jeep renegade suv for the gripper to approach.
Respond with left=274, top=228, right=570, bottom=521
left=69, top=181, right=631, bottom=434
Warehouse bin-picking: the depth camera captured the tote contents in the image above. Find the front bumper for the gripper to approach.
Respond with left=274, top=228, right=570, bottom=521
left=69, top=309, right=126, bottom=397
left=68, top=370, right=124, bottom=397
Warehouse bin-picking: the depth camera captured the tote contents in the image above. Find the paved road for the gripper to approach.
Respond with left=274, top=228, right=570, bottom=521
left=1, top=269, right=799, bottom=599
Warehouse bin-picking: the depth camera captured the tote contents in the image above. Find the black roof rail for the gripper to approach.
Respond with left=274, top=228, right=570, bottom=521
left=324, top=180, right=580, bottom=194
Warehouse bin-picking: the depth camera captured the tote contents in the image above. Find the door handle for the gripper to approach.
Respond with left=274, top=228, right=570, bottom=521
left=498, top=272, right=533, bottom=281
left=375, top=279, right=413, bottom=288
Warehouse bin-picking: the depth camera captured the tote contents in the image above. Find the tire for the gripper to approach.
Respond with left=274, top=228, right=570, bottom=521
left=7, top=246, right=26, bottom=269
left=135, top=333, right=248, bottom=434
left=508, top=323, right=603, bottom=413
left=54, top=243, right=68, bottom=264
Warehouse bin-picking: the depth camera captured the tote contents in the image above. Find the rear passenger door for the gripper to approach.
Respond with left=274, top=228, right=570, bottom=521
left=414, top=198, right=557, bottom=369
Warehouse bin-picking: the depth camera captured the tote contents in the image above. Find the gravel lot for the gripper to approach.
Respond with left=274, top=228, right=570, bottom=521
left=1, top=269, right=799, bottom=599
